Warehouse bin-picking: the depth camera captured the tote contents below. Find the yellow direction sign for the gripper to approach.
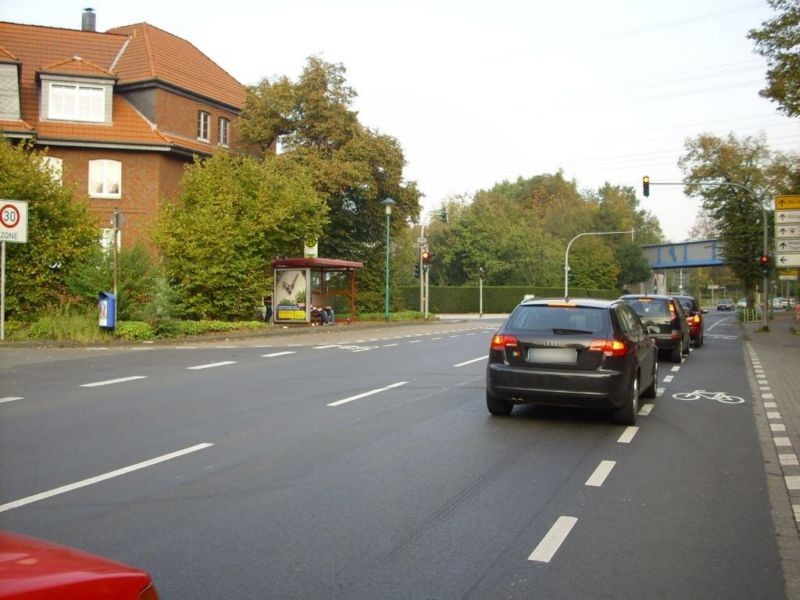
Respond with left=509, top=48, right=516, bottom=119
left=775, top=195, right=800, bottom=210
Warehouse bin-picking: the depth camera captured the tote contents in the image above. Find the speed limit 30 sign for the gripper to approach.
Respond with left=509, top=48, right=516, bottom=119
left=0, top=200, right=28, bottom=243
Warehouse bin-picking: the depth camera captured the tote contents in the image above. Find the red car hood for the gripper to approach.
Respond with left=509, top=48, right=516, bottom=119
left=0, top=531, right=155, bottom=599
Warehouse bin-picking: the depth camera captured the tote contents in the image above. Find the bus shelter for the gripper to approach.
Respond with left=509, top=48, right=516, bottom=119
left=271, top=257, right=364, bottom=324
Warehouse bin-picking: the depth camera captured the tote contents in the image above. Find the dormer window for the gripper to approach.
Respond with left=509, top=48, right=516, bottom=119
left=48, top=82, right=105, bottom=122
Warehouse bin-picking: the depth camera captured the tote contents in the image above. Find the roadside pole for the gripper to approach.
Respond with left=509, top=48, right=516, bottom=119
left=0, top=200, right=29, bottom=341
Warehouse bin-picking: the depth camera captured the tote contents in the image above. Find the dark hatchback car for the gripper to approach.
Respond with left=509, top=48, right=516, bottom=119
left=485, top=298, right=658, bottom=425
left=674, top=294, right=705, bottom=347
left=716, top=298, right=735, bottom=311
left=618, top=294, right=690, bottom=363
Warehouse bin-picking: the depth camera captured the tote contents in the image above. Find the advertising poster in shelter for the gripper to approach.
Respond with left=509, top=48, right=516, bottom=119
left=274, top=269, right=309, bottom=322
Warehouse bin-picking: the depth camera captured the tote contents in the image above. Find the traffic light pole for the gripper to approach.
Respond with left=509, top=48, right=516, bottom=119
left=643, top=178, right=769, bottom=331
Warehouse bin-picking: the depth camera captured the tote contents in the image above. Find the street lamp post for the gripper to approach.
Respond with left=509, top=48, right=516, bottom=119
left=564, top=230, right=635, bottom=299
left=381, top=198, right=396, bottom=321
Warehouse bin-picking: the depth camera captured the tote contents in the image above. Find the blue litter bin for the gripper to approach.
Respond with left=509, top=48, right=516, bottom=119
left=98, top=292, right=116, bottom=329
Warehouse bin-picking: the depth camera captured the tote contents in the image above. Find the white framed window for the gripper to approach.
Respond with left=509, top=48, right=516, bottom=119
left=48, top=83, right=105, bottom=122
left=218, top=117, right=230, bottom=147
left=88, top=159, right=121, bottom=199
left=40, top=156, right=63, bottom=185
left=198, top=111, right=210, bottom=141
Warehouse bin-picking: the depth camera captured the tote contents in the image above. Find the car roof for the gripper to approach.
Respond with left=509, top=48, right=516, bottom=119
left=619, top=294, right=678, bottom=302
left=519, top=297, right=618, bottom=309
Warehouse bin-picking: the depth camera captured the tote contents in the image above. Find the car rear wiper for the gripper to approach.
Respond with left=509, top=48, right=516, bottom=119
left=552, top=328, right=593, bottom=334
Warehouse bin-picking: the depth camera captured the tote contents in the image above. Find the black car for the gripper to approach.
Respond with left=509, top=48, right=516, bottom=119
left=485, top=298, right=658, bottom=425
left=618, top=294, right=690, bottom=363
left=716, top=298, right=735, bottom=311
left=674, top=294, right=705, bottom=347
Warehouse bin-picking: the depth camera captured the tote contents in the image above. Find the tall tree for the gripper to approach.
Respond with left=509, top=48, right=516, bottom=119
left=749, top=0, right=800, bottom=117
left=0, top=139, right=99, bottom=318
left=154, top=153, right=327, bottom=320
left=678, top=133, right=774, bottom=295
left=239, top=56, right=421, bottom=310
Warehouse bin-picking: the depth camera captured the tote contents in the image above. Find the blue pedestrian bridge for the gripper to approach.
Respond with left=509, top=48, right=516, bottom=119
left=640, top=239, right=725, bottom=269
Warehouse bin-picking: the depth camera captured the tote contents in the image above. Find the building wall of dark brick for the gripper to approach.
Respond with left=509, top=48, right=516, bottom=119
left=52, top=147, right=190, bottom=249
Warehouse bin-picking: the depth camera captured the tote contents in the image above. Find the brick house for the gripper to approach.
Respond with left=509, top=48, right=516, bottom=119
left=0, top=9, right=250, bottom=249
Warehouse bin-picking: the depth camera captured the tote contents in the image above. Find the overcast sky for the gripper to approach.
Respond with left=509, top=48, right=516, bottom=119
left=4, top=0, right=799, bottom=241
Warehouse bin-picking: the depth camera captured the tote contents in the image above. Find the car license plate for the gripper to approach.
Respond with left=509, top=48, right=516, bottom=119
left=526, top=348, right=577, bottom=364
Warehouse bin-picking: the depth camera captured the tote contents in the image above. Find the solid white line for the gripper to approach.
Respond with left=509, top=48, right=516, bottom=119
left=0, top=397, right=24, bottom=404
left=528, top=516, right=578, bottom=563
left=617, top=426, right=639, bottom=444
left=585, top=461, right=616, bottom=487
left=80, top=376, right=147, bottom=388
left=262, top=351, right=295, bottom=358
left=0, top=443, right=214, bottom=513
left=454, top=356, right=488, bottom=367
left=327, top=381, right=407, bottom=407
left=187, top=361, right=236, bottom=370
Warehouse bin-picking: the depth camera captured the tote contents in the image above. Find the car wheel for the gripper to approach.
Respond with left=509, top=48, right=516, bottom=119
left=694, top=333, right=703, bottom=348
left=486, top=390, right=513, bottom=416
left=682, top=337, right=690, bottom=355
left=670, top=345, right=682, bottom=363
left=642, top=358, right=658, bottom=399
left=613, top=373, right=639, bottom=425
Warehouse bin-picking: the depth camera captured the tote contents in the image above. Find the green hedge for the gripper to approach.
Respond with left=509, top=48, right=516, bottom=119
left=397, top=286, right=620, bottom=313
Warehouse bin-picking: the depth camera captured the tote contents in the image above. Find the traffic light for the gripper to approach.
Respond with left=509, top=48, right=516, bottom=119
left=479, top=266, right=485, bottom=280
left=642, top=176, right=650, bottom=197
left=422, top=250, right=434, bottom=264
left=414, top=263, right=420, bottom=278
left=567, top=268, right=574, bottom=282
left=759, top=254, right=770, bottom=275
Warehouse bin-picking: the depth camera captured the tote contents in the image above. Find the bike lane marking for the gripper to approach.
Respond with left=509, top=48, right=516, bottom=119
left=585, top=461, right=615, bottom=487
left=528, top=516, right=578, bottom=563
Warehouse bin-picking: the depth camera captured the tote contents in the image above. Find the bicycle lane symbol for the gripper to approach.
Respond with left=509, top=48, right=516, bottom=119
left=672, top=390, right=746, bottom=404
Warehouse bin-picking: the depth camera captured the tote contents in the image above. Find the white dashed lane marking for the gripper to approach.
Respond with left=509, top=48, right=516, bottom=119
left=528, top=516, right=578, bottom=563
left=80, top=376, right=147, bottom=388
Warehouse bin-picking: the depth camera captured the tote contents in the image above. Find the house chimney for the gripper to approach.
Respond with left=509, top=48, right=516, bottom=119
left=82, top=8, right=96, bottom=32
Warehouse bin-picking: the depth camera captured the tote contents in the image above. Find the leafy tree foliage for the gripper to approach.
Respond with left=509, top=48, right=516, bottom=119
left=65, top=243, right=162, bottom=321
left=154, top=153, right=327, bottom=320
left=0, top=139, right=99, bottom=319
left=678, top=133, right=775, bottom=293
left=423, top=173, right=660, bottom=291
left=749, top=0, right=800, bottom=117
left=239, top=56, right=421, bottom=311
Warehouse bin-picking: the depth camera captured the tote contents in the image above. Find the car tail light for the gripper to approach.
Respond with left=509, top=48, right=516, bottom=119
left=590, top=338, right=628, bottom=357
left=491, top=334, right=518, bottom=351
left=689, top=314, right=700, bottom=325
left=669, top=303, right=677, bottom=318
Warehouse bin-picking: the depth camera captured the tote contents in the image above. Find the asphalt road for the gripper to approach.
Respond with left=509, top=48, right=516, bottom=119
left=0, top=315, right=787, bottom=598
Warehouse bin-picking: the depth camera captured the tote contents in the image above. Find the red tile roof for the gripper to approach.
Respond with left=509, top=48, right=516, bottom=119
left=0, top=20, right=245, bottom=154
left=108, top=23, right=245, bottom=108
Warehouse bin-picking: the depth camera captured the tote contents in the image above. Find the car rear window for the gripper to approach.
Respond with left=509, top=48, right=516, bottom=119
left=507, top=305, right=606, bottom=334
left=624, top=298, right=670, bottom=318
left=678, top=298, right=695, bottom=311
